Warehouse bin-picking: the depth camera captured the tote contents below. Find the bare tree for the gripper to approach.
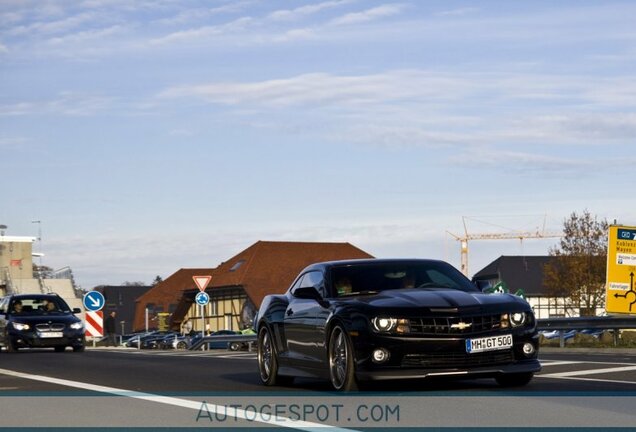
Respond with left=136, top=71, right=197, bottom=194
left=544, top=210, right=608, bottom=316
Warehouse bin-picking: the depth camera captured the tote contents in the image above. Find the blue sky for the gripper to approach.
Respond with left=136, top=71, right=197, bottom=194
left=1, top=0, right=634, bottom=289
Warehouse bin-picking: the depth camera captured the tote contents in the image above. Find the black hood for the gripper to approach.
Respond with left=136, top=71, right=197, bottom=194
left=338, top=288, right=530, bottom=315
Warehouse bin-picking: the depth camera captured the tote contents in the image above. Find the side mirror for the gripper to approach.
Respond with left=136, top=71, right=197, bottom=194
left=293, top=286, right=323, bottom=301
left=72, top=308, right=82, bottom=314
left=475, top=280, right=492, bottom=292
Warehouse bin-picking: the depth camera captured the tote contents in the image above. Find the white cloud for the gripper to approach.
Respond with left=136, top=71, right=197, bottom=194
left=157, top=70, right=473, bottom=107
left=435, top=7, right=479, bottom=17
left=451, top=149, right=595, bottom=174
left=0, top=136, right=28, bottom=149
left=0, top=42, right=8, bottom=53
left=156, top=2, right=253, bottom=26
left=268, top=0, right=354, bottom=21
left=329, top=4, right=405, bottom=26
left=6, top=12, right=97, bottom=37
left=0, top=92, right=116, bottom=117
left=148, top=17, right=253, bottom=46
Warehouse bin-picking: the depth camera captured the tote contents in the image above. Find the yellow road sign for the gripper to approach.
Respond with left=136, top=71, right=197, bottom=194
left=606, top=225, right=636, bottom=314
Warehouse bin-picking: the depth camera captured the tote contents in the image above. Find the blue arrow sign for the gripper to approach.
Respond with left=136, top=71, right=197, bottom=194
left=195, top=292, right=210, bottom=306
left=83, top=291, right=105, bottom=312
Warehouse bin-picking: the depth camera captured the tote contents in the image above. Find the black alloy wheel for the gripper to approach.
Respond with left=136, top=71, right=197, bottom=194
left=328, top=324, right=358, bottom=391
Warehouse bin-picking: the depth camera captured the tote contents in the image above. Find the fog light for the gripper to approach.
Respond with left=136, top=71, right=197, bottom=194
left=372, top=348, right=390, bottom=363
left=523, top=342, right=535, bottom=356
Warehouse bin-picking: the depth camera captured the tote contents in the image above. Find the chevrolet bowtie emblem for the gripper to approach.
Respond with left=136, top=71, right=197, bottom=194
left=450, top=322, right=472, bottom=330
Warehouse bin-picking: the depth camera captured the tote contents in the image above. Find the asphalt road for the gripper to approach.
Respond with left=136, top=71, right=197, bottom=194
left=1, top=348, right=635, bottom=429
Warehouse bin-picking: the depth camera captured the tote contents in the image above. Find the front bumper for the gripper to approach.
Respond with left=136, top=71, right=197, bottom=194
left=357, top=359, right=541, bottom=381
left=351, top=330, right=540, bottom=381
left=9, top=330, right=85, bottom=348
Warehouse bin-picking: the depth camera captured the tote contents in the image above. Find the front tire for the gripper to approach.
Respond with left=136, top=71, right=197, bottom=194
left=495, top=372, right=534, bottom=387
left=4, top=333, right=18, bottom=353
left=328, top=324, right=358, bottom=391
left=258, top=326, right=293, bottom=386
left=229, top=342, right=241, bottom=351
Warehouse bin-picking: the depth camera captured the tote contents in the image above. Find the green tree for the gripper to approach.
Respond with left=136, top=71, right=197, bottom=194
left=152, top=275, right=163, bottom=286
left=544, top=210, right=608, bottom=316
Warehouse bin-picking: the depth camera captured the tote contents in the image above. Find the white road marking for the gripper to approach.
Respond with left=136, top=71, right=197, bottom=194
left=540, top=359, right=636, bottom=367
left=539, top=361, right=583, bottom=367
left=536, top=375, right=636, bottom=386
left=0, top=368, right=354, bottom=431
left=540, top=365, right=636, bottom=378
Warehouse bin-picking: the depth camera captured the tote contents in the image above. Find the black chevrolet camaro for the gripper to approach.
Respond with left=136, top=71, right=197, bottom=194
left=256, top=259, right=540, bottom=391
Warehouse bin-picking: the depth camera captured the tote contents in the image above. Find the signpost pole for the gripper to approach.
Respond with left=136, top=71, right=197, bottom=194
left=193, top=275, right=212, bottom=352
left=200, top=304, right=205, bottom=350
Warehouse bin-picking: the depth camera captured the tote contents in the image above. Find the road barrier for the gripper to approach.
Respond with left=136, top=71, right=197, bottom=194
left=537, top=316, right=636, bottom=347
left=187, top=317, right=636, bottom=351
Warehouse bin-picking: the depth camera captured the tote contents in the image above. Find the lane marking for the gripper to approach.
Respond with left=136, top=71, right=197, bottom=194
left=540, top=359, right=636, bottom=367
left=539, top=361, right=583, bottom=367
left=541, top=365, right=636, bottom=378
left=0, top=368, right=353, bottom=431
left=536, top=375, right=636, bottom=386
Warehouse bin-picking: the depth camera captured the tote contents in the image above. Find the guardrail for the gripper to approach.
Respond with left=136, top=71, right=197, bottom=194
left=187, top=317, right=636, bottom=351
left=537, top=316, right=636, bottom=348
left=188, top=334, right=258, bottom=352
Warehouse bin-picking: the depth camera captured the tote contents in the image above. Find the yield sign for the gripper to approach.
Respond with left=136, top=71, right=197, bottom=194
left=193, top=275, right=212, bottom=292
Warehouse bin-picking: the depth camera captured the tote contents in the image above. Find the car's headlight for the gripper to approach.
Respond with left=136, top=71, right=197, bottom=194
left=371, top=317, right=410, bottom=334
left=501, top=312, right=528, bottom=328
left=12, top=322, right=30, bottom=331
left=70, top=322, right=84, bottom=330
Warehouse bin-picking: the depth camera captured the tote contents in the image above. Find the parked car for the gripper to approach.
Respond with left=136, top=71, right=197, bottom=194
left=140, top=332, right=176, bottom=349
left=228, top=327, right=257, bottom=351
left=175, top=330, right=239, bottom=350
left=256, top=259, right=540, bottom=391
left=125, top=331, right=161, bottom=348
left=0, top=294, right=85, bottom=353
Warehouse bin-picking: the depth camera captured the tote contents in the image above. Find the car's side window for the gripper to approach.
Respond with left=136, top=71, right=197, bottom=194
left=289, top=274, right=306, bottom=294
left=301, top=271, right=325, bottom=296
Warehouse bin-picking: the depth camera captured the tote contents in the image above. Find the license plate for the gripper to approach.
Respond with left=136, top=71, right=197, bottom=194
left=466, top=334, right=512, bottom=353
left=39, top=332, right=63, bottom=338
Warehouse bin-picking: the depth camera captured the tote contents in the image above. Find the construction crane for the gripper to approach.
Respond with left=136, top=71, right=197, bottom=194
left=447, top=216, right=562, bottom=277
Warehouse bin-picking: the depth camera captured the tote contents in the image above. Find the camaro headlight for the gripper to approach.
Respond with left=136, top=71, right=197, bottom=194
left=12, top=322, right=30, bottom=331
left=510, top=312, right=526, bottom=327
left=70, top=322, right=83, bottom=330
left=501, top=312, right=528, bottom=328
left=372, top=317, right=410, bottom=333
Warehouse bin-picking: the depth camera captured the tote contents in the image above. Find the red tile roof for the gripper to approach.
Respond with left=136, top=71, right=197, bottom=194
left=133, top=268, right=214, bottom=331
left=207, top=241, right=374, bottom=306
left=133, top=241, right=373, bottom=331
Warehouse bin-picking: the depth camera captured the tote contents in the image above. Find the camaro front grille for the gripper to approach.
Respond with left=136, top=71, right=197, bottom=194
left=401, top=350, right=514, bottom=369
left=408, top=314, right=502, bottom=336
left=35, top=323, right=66, bottom=331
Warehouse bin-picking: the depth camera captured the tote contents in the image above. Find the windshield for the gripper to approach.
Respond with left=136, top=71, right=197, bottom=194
left=331, top=261, right=478, bottom=297
left=9, top=297, right=71, bottom=315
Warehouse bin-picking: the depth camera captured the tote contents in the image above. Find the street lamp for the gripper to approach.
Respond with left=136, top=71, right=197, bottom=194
left=31, top=220, right=42, bottom=268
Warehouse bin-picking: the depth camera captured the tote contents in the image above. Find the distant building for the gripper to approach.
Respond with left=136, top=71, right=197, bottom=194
left=0, top=231, right=81, bottom=315
left=133, top=269, right=214, bottom=332
left=95, top=285, right=153, bottom=334
left=472, top=255, right=604, bottom=318
left=134, top=241, right=373, bottom=332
